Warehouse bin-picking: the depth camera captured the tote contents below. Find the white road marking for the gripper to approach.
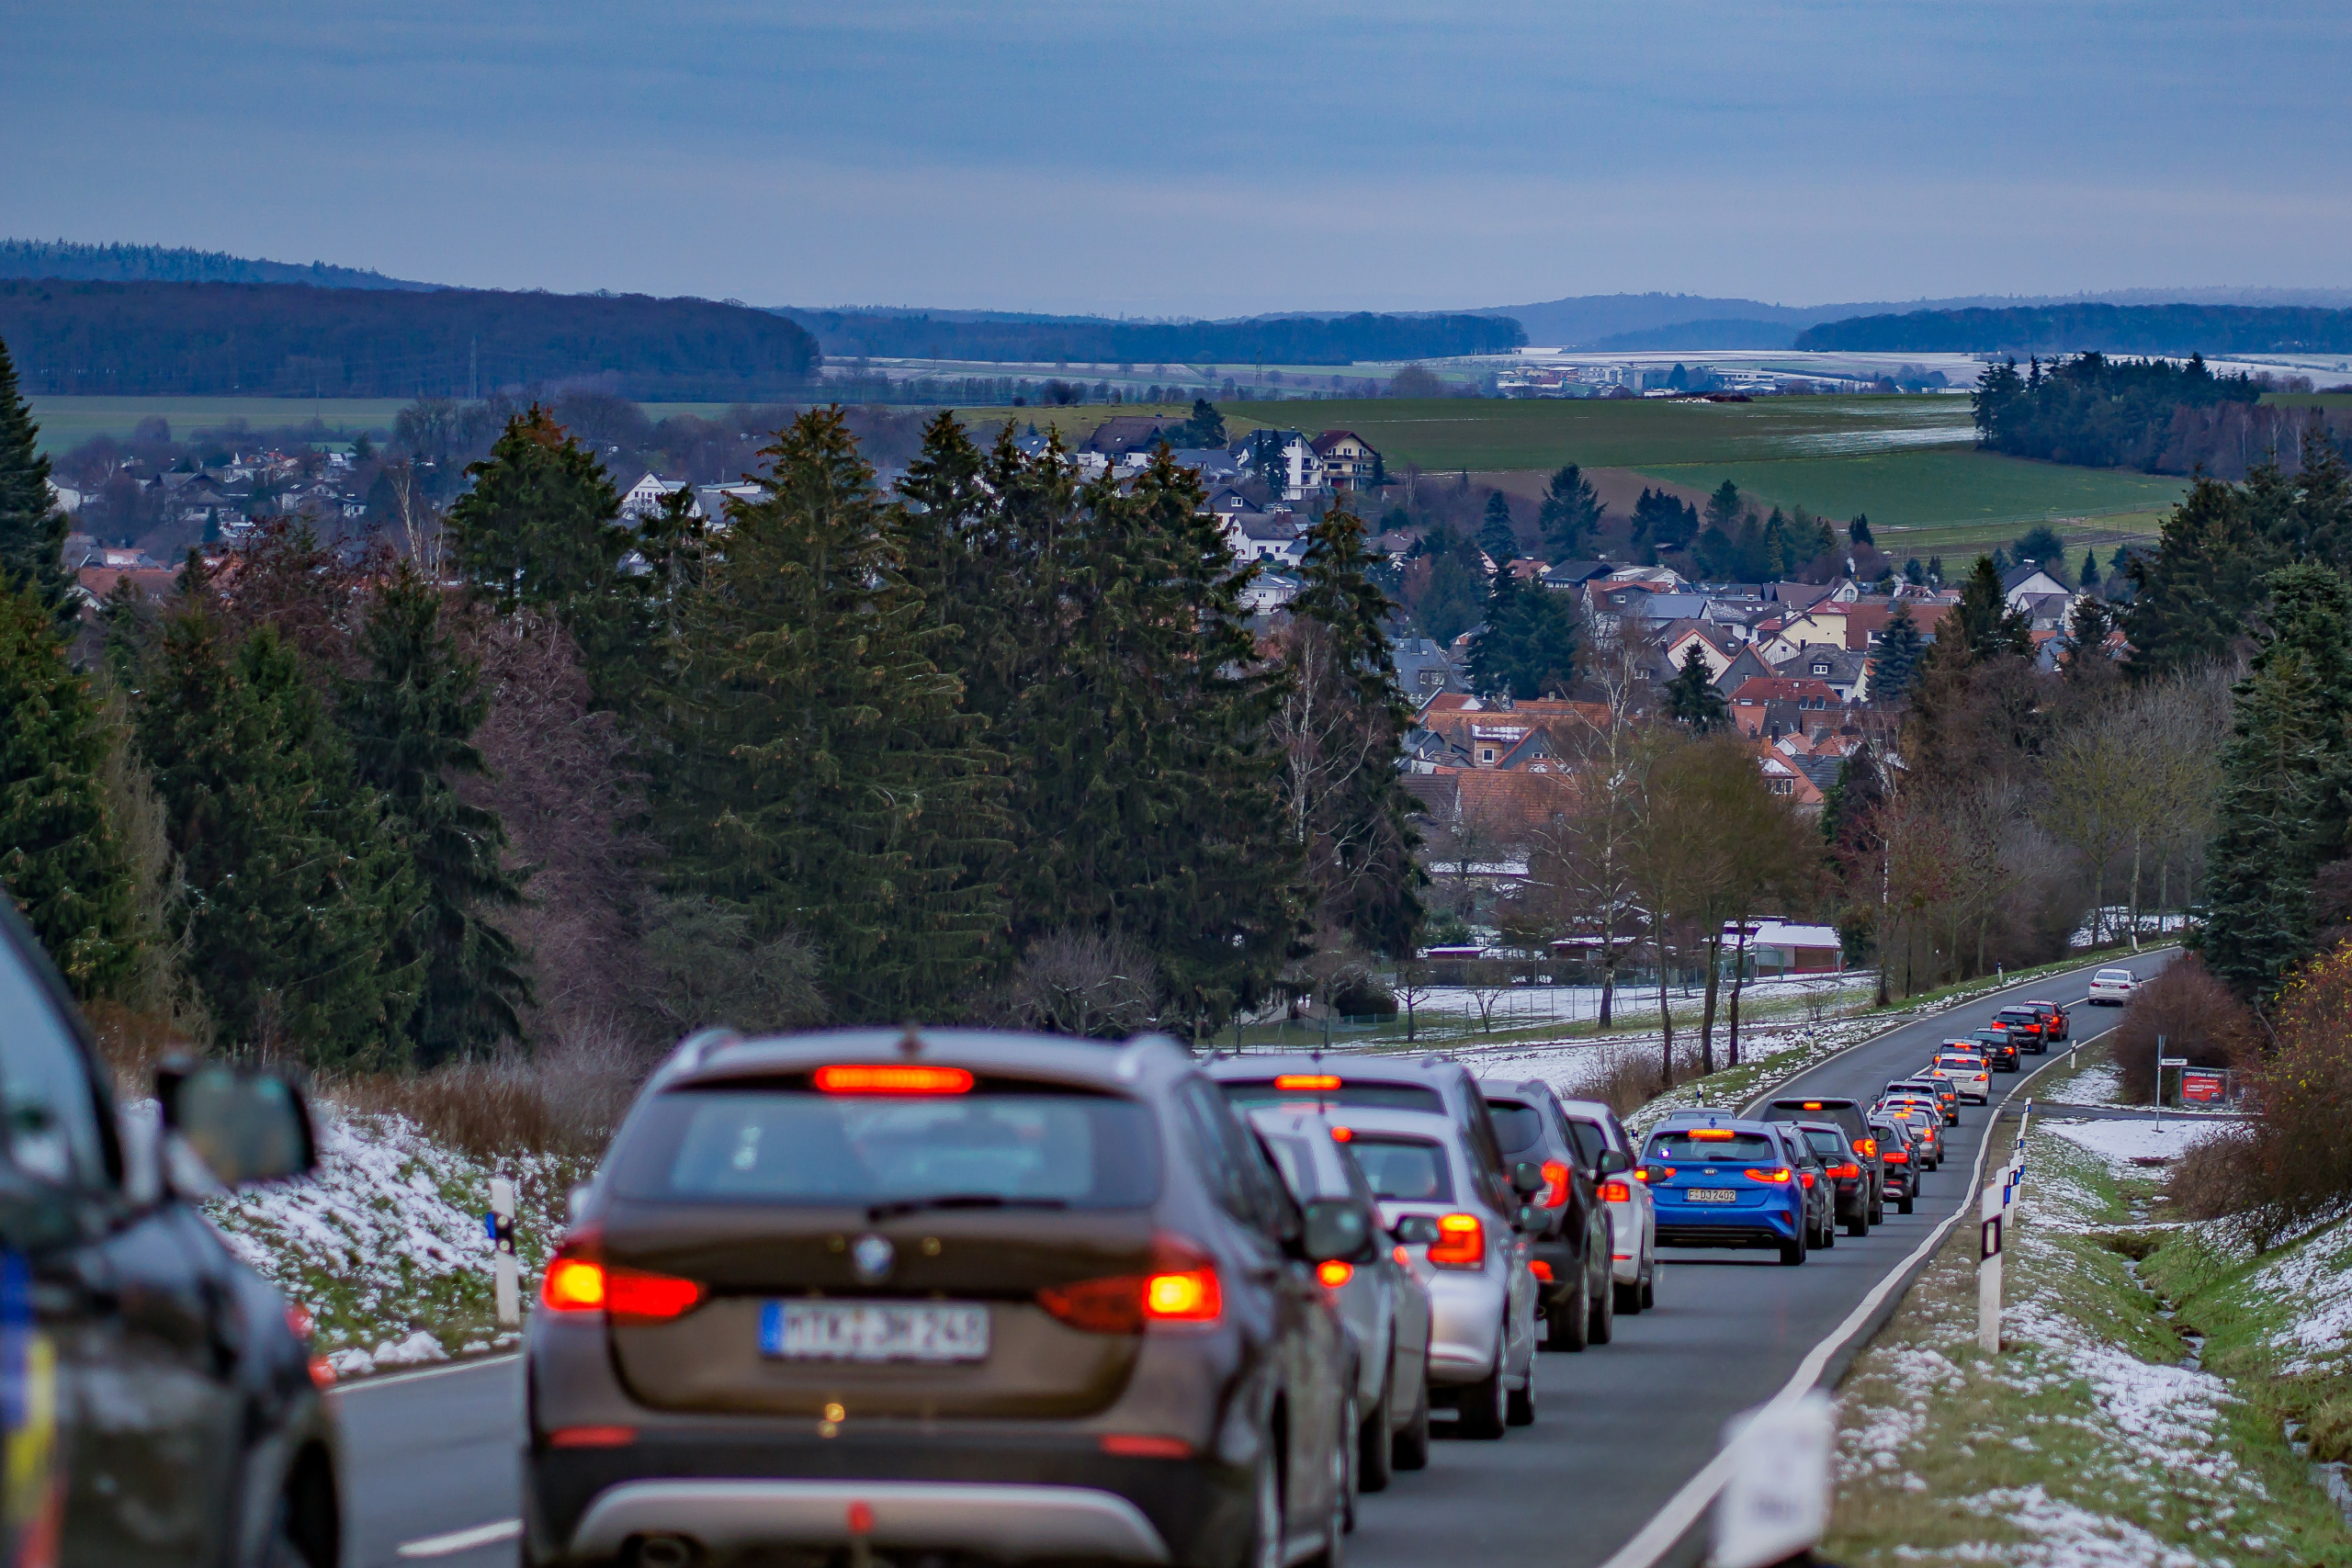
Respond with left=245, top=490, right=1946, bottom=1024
left=1600, top=953, right=2165, bottom=1568
left=396, top=1517, right=523, bottom=1558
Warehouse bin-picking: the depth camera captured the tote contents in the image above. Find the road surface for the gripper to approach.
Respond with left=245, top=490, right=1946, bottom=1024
left=331, top=948, right=2177, bottom=1568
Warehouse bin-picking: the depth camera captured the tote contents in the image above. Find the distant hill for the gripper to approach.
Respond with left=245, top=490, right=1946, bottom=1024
left=1795, top=303, right=2352, bottom=356
left=1583, top=318, right=1797, bottom=352
left=0, top=239, right=438, bottom=292
left=0, top=278, right=820, bottom=400
left=774, top=308, right=1524, bottom=365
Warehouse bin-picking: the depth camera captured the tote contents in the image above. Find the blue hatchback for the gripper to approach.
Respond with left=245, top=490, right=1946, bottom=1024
left=1640, top=1119, right=1811, bottom=1266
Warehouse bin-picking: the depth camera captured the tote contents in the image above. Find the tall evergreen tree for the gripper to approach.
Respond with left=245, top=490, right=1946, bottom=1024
left=1869, top=601, right=1926, bottom=704
left=1662, top=643, right=1728, bottom=733
left=1704, top=480, right=1743, bottom=536
left=1478, top=491, right=1518, bottom=564
left=1538, top=463, right=1602, bottom=561
left=1848, top=513, right=1874, bottom=548
left=658, top=408, right=1008, bottom=1020
left=2063, top=593, right=2117, bottom=677
left=1277, top=502, right=1424, bottom=956
left=0, top=336, right=69, bottom=618
left=1942, top=555, right=2034, bottom=665
left=338, top=566, right=531, bottom=1061
left=2122, top=474, right=2275, bottom=680
left=0, top=582, right=138, bottom=995
left=443, top=406, right=630, bottom=618
left=1468, top=565, right=1580, bottom=698
left=137, top=599, right=421, bottom=1065
left=1179, top=398, right=1227, bottom=447
left=2080, top=548, right=2101, bottom=590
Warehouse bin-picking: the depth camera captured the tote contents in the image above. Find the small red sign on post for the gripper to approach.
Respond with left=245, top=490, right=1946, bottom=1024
left=2181, top=1070, right=2225, bottom=1104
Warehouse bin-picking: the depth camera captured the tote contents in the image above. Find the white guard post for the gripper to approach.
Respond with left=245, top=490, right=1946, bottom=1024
left=1977, top=1179, right=2003, bottom=1355
left=488, top=1177, right=519, bottom=1326
left=1711, top=1391, right=1834, bottom=1568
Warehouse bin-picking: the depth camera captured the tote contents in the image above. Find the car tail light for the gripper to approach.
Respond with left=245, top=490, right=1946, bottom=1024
left=1393, top=1245, right=1412, bottom=1266
left=1856, top=1138, right=1876, bottom=1158
left=1329, top=1125, right=1353, bottom=1144
left=1600, top=1179, right=1632, bottom=1202
left=1274, top=1074, right=1341, bottom=1091
left=1884, top=1150, right=1908, bottom=1164
left=814, top=1064, right=973, bottom=1095
left=1690, top=1129, right=1735, bottom=1141
left=548, top=1425, right=637, bottom=1449
left=1425, top=1213, right=1485, bottom=1269
left=286, top=1303, right=314, bottom=1341
left=1038, top=1236, right=1224, bottom=1332
left=541, top=1255, right=607, bottom=1313
left=1528, top=1259, right=1554, bottom=1282
left=1745, top=1168, right=1792, bottom=1184
left=539, top=1247, right=706, bottom=1323
left=1831, top=1163, right=1861, bottom=1179
left=1799, top=1171, right=1815, bottom=1188
left=1316, top=1260, right=1353, bottom=1288
left=1101, top=1435, right=1192, bottom=1459
left=1539, top=1159, right=1570, bottom=1208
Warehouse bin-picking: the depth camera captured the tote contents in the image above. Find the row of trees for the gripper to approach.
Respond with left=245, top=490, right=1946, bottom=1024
left=1973, top=352, right=2260, bottom=471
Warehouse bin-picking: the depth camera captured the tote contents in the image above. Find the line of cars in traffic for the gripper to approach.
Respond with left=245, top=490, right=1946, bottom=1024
left=519, top=1035, right=1665, bottom=1567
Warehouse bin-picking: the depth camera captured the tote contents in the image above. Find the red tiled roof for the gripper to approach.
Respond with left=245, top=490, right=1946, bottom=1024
left=1728, top=676, right=1840, bottom=706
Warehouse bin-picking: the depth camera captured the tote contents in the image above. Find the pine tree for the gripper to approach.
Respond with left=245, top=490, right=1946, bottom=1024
left=658, top=408, right=1007, bottom=1020
left=338, top=565, right=532, bottom=1061
left=0, top=582, right=137, bottom=995
left=2080, top=549, right=2101, bottom=590
left=1279, top=501, right=1425, bottom=955
left=2063, top=593, right=2117, bottom=677
left=1663, top=643, right=1728, bottom=733
left=1479, top=491, right=1518, bottom=564
left=2121, top=476, right=2273, bottom=680
left=443, top=406, right=629, bottom=617
left=1180, top=398, right=1227, bottom=447
left=1468, top=565, right=1580, bottom=698
left=1848, top=513, right=1874, bottom=548
left=0, top=336, right=69, bottom=618
left=1704, top=480, right=1743, bottom=537
left=1539, top=463, right=1602, bottom=561
left=1942, top=556, right=2033, bottom=665
left=137, top=603, right=421, bottom=1066
left=1869, top=601, right=1926, bottom=704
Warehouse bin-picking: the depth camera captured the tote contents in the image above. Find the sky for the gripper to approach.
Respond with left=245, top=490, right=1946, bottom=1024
left=6, top=0, right=2350, bottom=319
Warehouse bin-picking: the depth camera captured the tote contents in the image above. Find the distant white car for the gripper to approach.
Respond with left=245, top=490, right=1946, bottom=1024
left=2087, top=968, right=2138, bottom=1006
left=1931, top=1052, right=1991, bottom=1105
left=1557, top=1098, right=1660, bottom=1314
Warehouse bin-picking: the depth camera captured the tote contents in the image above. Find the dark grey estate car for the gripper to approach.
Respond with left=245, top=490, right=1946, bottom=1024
left=524, top=1027, right=1365, bottom=1568
left=0, top=894, right=335, bottom=1568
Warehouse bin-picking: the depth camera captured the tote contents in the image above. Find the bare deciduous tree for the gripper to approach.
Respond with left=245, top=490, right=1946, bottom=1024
left=1003, top=929, right=1161, bottom=1038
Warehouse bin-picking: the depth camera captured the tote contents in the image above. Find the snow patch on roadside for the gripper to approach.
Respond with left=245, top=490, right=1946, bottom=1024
left=2043, top=1117, right=2223, bottom=1168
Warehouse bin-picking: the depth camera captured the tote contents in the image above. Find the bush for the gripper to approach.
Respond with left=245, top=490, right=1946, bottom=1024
left=2112, top=953, right=2256, bottom=1103
left=1331, top=978, right=1397, bottom=1020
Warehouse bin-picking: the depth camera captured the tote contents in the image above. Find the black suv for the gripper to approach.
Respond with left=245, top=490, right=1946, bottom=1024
left=1762, top=1097, right=1883, bottom=1225
left=1481, top=1080, right=1614, bottom=1352
left=0, top=896, right=335, bottom=1566
left=524, top=1028, right=1363, bottom=1568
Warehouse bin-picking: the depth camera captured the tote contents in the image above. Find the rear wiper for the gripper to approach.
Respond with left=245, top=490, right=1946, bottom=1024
left=865, top=1194, right=1071, bottom=1221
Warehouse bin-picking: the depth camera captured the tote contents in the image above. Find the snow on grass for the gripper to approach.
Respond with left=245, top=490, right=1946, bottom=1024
left=203, top=1100, right=580, bottom=1375
left=2043, top=1116, right=2225, bottom=1168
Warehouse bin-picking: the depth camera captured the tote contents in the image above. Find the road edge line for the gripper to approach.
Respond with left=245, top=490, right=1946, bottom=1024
left=1594, top=994, right=2141, bottom=1568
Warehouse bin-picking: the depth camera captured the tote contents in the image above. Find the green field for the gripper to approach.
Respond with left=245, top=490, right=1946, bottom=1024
left=22, top=396, right=752, bottom=453
left=1631, top=448, right=2188, bottom=532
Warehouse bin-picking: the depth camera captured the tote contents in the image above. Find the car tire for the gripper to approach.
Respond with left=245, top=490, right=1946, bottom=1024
left=1847, top=1212, right=1870, bottom=1238
left=1506, top=1365, right=1537, bottom=1427
left=1587, top=1264, right=1614, bottom=1345
left=1641, top=1262, right=1657, bottom=1310
left=1870, top=1198, right=1885, bottom=1225
left=1239, top=1450, right=1283, bottom=1568
left=1614, top=1275, right=1642, bottom=1314
left=1780, top=1226, right=1807, bottom=1267
left=1337, top=1389, right=1360, bottom=1534
left=1359, top=1360, right=1395, bottom=1495
left=1899, top=1191, right=1915, bottom=1215
left=1300, top=1433, right=1347, bottom=1568
left=1546, top=1272, right=1589, bottom=1352
left=1456, top=1348, right=1509, bottom=1439
left=1392, top=1363, right=1431, bottom=1472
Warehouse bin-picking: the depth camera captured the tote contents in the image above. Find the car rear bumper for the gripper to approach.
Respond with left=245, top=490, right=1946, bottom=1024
left=567, top=1478, right=1170, bottom=1562
left=1654, top=1202, right=1798, bottom=1249
left=1424, top=1269, right=1508, bottom=1382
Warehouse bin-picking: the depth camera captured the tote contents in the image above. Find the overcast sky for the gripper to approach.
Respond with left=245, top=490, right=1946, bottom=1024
left=6, top=1, right=2348, bottom=317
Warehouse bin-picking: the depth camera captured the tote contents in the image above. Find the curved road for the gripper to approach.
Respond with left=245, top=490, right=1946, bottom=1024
left=330, top=949, right=2176, bottom=1568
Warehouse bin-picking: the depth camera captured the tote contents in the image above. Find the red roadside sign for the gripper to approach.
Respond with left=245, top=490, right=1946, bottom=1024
left=2180, top=1070, right=2225, bottom=1103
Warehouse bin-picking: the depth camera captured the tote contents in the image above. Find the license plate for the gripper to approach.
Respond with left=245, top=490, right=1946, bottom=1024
left=761, top=1301, right=990, bottom=1363
left=1685, top=1189, right=1737, bottom=1204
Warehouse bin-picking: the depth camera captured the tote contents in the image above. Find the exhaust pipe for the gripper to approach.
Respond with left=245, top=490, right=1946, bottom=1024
left=631, top=1536, right=698, bottom=1568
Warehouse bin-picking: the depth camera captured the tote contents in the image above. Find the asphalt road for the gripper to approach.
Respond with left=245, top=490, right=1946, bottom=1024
left=331, top=949, right=2177, bottom=1568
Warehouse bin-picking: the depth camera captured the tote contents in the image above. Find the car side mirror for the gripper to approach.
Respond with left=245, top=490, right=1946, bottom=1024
left=1299, top=1198, right=1373, bottom=1265
left=1597, top=1148, right=1632, bottom=1176
left=1516, top=1202, right=1549, bottom=1234
left=1510, top=1160, right=1546, bottom=1196
left=155, top=1059, right=316, bottom=1191
left=1393, top=1213, right=1441, bottom=1247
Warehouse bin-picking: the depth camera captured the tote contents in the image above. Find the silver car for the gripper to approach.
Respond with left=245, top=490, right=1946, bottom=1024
left=1250, top=1108, right=1437, bottom=1493
left=1327, top=1105, right=1540, bottom=1438
left=1558, top=1098, right=1659, bottom=1314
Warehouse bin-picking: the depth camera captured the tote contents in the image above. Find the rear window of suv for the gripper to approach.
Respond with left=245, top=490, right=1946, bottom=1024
left=1346, top=1134, right=1454, bottom=1202
left=1645, top=1130, right=1779, bottom=1161
left=611, top=1089, right=1160, bottom=1208
left=1222, top=1079, right=1445, bottom=1114
left=1484, top=1100, right=1544, bottom=1155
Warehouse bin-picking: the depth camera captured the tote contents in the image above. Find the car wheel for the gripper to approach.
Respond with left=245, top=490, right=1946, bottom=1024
left=1358, top=1358, right=1395, bottom=1495
left=1546, top=1271, right=1589, bottom=1352
left=1240, top=1450, right=1283, bottom=1568
left=1392, top=1362, right=1431, bottom=1472
left=1337, top=1389, right=1359, bottom=1534
left=1613, top=1275, right=1642, bottom=1314
left=1780, top=1225, right=1807, bottom=1267
left=1899, top=1191, right=1915, bottom=1215
left=1506, top=1364, right=1538, bottom=1427
left=1869, top=1200, right=1885, bottom=1225
left=1587, top=1263, right=1614, bottom=1345
left=1300, top=1434, right=1347, bottom=1568
left=1456, top=1348, right=1509, bottom=1439
left=1847, top=1212, right=1870, bottom=1238
left=1640, top=1261, right=1657, bottom=1310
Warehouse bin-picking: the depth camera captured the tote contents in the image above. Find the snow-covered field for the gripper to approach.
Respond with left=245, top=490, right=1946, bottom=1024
left=1374, top=973, right=1872, bottom=1038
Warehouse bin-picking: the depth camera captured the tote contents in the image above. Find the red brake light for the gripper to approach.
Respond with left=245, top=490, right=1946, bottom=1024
left=1316, top=1260, right=1353, bottom=1288
left=1885, top=1150, right=1909, bottom=1163
left=1832, top=1163, right=1861, bottom=1179
left=1274, top=1074, right=1341, bottom=1091
left=1101, top=1434, right=1193, bottom=1459
left=539, top=1242, right=703, bottom=1322
left=1392, top=1245, right=1412, bottom=1266
left=286, top=1303, right=314, bottom=1341
left=541, top=1255, right=607, bottom=1313
left=1600, top=1179, right=1633, bottom=1202
left=1540, top=1159, right=1570, bottom=1208
left=1801, top=1102, right=1825, bottom=1110
left=1330, top=1125, right=1353, bottom=1143
left=1426, top=1213, right=1485, bottom=1269
left=1745, top=1168, right=1792, bottom=1184
left=1038, top=1236, right=1223, bottom=1331
left=548, top=1425, right=638, bottom=1449
left=1690, top=1129, right=1736, bottom=1141
left=1528, top=1259, right=1554, bottom=1282
left=1800, top=1171, right=1815, bottom=1188
left=814, top=1065, right=973, bottom=1095
left=1856, top=1138, right=1877, bottom=1158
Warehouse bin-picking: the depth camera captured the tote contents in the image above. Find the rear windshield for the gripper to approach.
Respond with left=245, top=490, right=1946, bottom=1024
left=1645, top=1130, right=1780, bottom=1161
left=2098, top=970, right=2132, bottom=981
left=1801, top=1129, right=1848, bottom=1156
left=1938, top=1055, right=1984, bottom=1068
left=1997, top=1010, right=2036, bottom=1021
left=1485, top=1100, right=1544, bottom=1155
left=611, top=1089, right=1160, bottom=1207
left=1346, top=1134, right=1453, bottom=1202
left=1561, top=1118, right=1610, bottom=1168
left=1221, top=1079, right=1445, bottom=1114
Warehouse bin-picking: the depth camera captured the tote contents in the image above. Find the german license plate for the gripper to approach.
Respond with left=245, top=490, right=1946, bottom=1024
left=761, top=1301, right=990, bottom=1363
left=1686, top=1189, right=1737, bottom=1204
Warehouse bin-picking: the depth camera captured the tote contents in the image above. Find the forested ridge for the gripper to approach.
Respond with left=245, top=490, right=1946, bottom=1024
left=778, top=308, right=1524, bottom=365
left=0, top=239, right=436, bottom=292
left=1800, top=301, right=2352, bottom=355
left=0, top=278, right=820, bottom=400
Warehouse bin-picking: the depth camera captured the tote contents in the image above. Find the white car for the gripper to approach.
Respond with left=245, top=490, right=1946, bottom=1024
left=1558, top=1098, right=1659, bottom=1314
left=2087, top=967, right=2138, bottom=1006
left=1931, top=1053, right=1991, bottom=1104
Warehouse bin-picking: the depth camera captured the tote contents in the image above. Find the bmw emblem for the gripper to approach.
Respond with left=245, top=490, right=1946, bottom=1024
left=851, top=1234, right=895, bottom=1284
